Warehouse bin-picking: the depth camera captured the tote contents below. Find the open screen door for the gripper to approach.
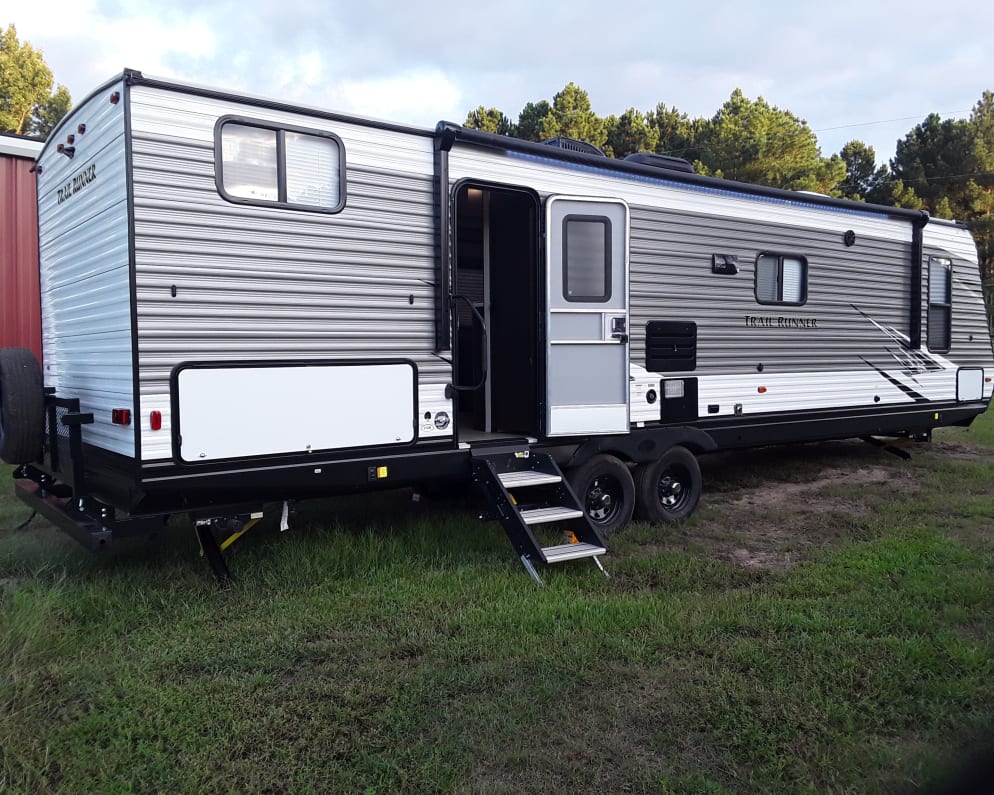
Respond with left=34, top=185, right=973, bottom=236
left=545, top=196, right=629, bottom=436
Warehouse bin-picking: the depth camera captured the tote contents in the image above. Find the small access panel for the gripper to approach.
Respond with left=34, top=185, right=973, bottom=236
left=545, top=197, right=630, bottom=437
left=645, top=321, right=697, bottom=372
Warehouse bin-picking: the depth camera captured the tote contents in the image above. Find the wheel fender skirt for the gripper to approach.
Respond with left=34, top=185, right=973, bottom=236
left=566, top=426, right=717, bottom=468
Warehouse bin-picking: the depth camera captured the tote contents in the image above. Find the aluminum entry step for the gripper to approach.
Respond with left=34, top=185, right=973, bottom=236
left=498, top=471, right=563, bottom=488
left=541, top=542, right=606, bottom=563
left=519, top=506, right=584, bottom=525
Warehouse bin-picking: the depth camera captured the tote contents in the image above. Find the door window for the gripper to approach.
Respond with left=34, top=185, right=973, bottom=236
left=563, top=216, right=612, bottom=302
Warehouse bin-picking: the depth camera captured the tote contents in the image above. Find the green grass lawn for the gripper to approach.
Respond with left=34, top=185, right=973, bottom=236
left=2, top=414, right=994, bottom=793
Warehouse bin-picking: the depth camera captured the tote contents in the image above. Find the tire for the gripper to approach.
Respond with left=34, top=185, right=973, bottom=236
left=567, top=454, right=635, bottom=536
left=0, top=348, right=44, bottom=465
left=634, top=445, right=702, bottom=523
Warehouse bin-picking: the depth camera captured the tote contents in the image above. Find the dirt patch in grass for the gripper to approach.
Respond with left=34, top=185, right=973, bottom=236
left=725, top=463, right=905, bottom=514
left=929, top=439, right=991, bottom=460
left=667, top=440, right=927, bottom=571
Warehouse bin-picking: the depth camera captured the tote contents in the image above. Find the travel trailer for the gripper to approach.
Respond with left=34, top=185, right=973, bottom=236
left=2, top=70, right=991, bottom=582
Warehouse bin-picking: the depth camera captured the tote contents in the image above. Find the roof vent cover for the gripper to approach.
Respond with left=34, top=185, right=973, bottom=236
left=624, top=152, right=695, bottom=173
left=541, top=136, right=605, bottom=157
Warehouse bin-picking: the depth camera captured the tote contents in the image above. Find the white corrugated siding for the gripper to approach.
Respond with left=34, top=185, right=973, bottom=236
left=449, top=144, right=994, bottom=417
left=447, top=146, right=911, bottom=243
left=128, top=85, right=448, bottom=460
left=36, top=80, right=135, bottom=456
left=923, top=222, right=993, bottom=394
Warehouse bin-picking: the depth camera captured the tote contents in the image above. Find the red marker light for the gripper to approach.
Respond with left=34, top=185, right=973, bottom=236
left=758, top=386, right=767, bottom=394
left=111, top=408, right=132, bottom=425
left=150, top=411, right=162, bottom=431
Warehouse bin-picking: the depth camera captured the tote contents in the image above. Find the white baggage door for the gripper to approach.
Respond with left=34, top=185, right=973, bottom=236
left=545, top=196, right=630, bottom=436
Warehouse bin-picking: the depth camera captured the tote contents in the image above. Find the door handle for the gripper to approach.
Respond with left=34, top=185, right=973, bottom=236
left=610, top=317, right=627, bottom=344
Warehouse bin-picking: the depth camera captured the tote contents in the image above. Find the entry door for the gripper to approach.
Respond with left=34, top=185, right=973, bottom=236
left=545, top=196, right=629, bottom=436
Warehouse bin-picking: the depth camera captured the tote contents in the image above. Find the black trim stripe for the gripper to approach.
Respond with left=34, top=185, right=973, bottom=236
left=433, top=134, right=450, bottom=351
left=858, top=358, right=929, bottom=403
left=910, top=216, right=926, bottom=348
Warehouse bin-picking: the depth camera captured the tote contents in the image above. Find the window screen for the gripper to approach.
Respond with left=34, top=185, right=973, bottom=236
left=755, top=253, right=807, bottom=304
left=563, top=217, right=611, bottom=302
left=927, top=257, right=952, bottom=352
left=221, top=124, right=278, bottom=201
left=217, top=118, right=345, bottom=212
left=756, top=255, right=779, bottom=302
left=285, top=132, right=341, bottom=208
left=781, top=257, right=805, bottom=302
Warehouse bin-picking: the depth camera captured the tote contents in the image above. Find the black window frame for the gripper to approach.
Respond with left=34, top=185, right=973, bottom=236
left=214, top=115, right=346, bottom=214
left=927, top=256, right=952, bottom=353
left=562, top=214, right=612, bottom=303
left=754, top=252, right=808, bottom=306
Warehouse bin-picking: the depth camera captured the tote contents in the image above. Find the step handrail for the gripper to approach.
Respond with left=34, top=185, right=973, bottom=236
left=445, top=294, right=488, bottom=398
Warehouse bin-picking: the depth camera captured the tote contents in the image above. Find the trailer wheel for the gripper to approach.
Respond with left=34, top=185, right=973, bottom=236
left=567, top=454, right=635, bottom=536
left=634, top=445, right=701, bottom=523
left=0, top=348, right=44, bottom=465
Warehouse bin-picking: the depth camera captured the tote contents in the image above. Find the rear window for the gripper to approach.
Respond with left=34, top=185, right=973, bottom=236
left=215, top=117, right=345, bottom=213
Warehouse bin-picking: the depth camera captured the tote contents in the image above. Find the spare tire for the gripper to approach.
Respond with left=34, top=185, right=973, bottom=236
left=0, top=348, right=44, bottom=464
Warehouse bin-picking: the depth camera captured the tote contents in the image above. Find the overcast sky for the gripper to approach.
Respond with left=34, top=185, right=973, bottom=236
left=10, top=0, right=994, bottom=164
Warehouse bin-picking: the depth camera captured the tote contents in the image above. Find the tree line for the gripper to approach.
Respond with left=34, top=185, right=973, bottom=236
left=3, top=24, right=993, bottom=318
left=0, top=25, right=70, bottom=137
left=465, top=83, right=994, bottom=303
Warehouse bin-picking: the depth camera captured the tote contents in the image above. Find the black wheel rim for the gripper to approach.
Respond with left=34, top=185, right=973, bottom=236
left=584, top=475, right=624, bottom=525
left=657, top=464, right=692, bottom=512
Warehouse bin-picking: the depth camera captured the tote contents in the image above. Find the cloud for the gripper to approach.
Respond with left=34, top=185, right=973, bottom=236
left=13, top=1, right=216, bottom=101
left=9, top=0, right=994, bottom=164
left=329, top=70, right=462, bottom=126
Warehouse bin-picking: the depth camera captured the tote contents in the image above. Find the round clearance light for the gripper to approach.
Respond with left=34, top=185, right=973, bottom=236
left=434, top=411, right=450, bottom=430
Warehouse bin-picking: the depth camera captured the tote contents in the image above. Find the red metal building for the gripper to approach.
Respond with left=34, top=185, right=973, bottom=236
left=0, top=132, right=44, bottom=361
